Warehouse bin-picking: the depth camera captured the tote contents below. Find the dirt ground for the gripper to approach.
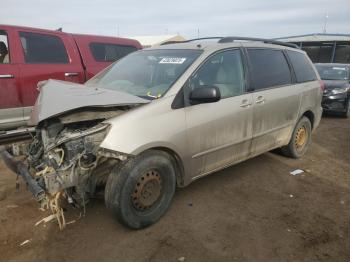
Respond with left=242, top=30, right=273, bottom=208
left=0, top=116, right=349, bottom=262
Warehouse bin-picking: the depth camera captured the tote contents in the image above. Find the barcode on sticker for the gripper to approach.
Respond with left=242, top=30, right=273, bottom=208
left=159, top=57, right=186, bottom=64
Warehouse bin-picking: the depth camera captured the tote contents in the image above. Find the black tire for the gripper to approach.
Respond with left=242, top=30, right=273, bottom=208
left=105, top=150, right=176, bottom=229
left=281, top=116, right=312, bottom=159
left=343, top=99, right=350, bottom=118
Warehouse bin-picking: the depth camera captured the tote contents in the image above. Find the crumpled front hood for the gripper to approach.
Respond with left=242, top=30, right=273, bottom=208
left=29, top=79, right=149, bottom=125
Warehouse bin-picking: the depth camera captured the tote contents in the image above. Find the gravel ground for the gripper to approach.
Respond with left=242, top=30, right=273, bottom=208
left=0, top=116, right=349, bottom=262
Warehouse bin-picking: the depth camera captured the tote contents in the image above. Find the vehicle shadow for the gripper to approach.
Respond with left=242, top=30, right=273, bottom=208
left=322, top=111, right=347, bottom=118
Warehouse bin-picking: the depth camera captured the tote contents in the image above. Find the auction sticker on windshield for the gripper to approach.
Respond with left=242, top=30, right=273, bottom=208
left=159, top=57, right=187, bottom=64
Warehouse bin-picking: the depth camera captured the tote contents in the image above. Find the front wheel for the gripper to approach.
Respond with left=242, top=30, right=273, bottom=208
left=105, top=150, right=176, bottom=229
left=281, top=116, right=312, bottom=159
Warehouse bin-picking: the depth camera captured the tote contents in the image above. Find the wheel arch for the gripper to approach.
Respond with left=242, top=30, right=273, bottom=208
left=139, top=146, right=186, bottom=188
left=301, top=110, right=315, bottom=129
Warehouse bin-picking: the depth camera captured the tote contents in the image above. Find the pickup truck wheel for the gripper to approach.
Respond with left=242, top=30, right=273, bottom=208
left=104, top=150, right=176, bottom=229
left=281, top=116, right=312, bottom=159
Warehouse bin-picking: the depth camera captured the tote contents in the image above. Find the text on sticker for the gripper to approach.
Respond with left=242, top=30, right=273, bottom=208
left=159, top=57, right=187, bottom=64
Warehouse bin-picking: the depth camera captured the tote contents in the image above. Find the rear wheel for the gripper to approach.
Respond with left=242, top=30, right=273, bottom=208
left=105, top=150, right=176, bottom=229
left=281, top=116, right=312, bottom=158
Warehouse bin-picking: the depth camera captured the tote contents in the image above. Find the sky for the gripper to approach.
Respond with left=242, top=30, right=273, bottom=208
left=1, top=0, right=349, bottom=39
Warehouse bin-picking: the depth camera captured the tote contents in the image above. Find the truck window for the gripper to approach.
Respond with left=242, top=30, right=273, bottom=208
left=19, top=32, right=69, bottom=64
left=0, top=30, right=10, bottom=63
left=247, top=49, right=292, bottom=90
left=286, top=50, right=317, bottom=83
left=89, top=42, right=137, bottom=62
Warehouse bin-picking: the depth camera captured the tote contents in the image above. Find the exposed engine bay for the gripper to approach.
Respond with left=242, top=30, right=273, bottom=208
left=0, top=80, right=151, bottom=229
left=23, top=106, right=133, bottom=229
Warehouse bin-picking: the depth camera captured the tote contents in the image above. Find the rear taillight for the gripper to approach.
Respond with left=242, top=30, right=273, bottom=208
left=319, top=80, right=325, bottom=92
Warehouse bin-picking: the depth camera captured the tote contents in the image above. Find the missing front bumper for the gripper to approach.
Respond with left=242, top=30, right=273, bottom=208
left=0, top=147, right=45, bottom=202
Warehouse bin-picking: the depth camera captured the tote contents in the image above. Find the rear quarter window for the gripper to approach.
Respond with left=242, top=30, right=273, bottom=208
left=19, top=32, right=69, bottom=64
left=90, top=42, right=137, bottom=62
left=247, top=49, right=292, bottom=90
left=286, top=50, right=317, bottom=83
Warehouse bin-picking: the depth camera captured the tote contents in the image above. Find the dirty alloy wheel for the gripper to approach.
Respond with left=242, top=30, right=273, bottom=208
left=281, top=116, right=312, bottom=159
left=104, top=150, right=176, bottom=229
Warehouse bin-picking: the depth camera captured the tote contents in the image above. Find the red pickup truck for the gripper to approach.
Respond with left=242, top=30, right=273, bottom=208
left=0, top=25, right=141, bottom=131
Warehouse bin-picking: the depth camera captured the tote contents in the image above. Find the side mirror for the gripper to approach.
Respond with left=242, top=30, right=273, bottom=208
left=189, top=86, right=221, bottom=104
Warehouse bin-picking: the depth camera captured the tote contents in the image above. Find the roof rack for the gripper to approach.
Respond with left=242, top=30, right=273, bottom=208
left=173, top=36, right=299, bottom=49
left=183, top=37, right=224, bottom=42
left=218, top=36, right=299, bottom=48
left=160, top=37, right=225, bottom=45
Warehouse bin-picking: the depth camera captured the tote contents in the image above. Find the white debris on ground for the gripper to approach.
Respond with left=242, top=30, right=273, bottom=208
left=19, top=239, right=31, bottom=246
left=66, top=220, right=76, bottom=225
left=35, top=214, right=56, bottom=227
left=290, top=169, right=304, bottom=176
left=6, top=204, right=18, bottom=209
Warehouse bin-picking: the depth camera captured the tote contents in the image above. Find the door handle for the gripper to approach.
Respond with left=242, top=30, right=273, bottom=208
left=0, top=74, right=14, bottom=79
left=240, top=99, right=252, bottom=108
left=64, top=72, right=79, bottom=77
left=255, top=96, right=265, bottom=104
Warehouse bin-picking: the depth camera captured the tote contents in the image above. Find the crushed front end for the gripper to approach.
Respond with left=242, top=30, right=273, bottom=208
left=0, top=80, right=151, bottom=229
left=1, top=110, right=130, bottom=229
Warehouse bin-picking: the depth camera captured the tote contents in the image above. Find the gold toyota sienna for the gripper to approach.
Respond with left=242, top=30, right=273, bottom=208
left=1, top=37, right=323, bottom=229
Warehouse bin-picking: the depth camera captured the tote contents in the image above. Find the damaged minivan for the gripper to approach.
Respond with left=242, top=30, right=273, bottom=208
left=1, top=37, right=323, bottom=229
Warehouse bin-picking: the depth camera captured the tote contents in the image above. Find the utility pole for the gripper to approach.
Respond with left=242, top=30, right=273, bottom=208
left=116, top=25, right=120, bottom=37
left=323, top=12, right=328, bottom=34
left=197, top=28, right=200, bottom=38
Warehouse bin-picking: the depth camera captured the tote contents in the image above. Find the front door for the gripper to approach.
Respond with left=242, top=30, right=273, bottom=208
left=184, top=49, right=253, bottom=179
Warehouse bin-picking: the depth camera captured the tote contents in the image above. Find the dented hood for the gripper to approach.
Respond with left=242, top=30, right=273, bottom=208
left=29, top=80, right=149, bottom=125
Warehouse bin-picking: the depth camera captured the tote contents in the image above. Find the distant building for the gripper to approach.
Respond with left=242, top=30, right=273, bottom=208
left=276, top=33, right=350, bottom=64
left=128, top=34, right=186, bottom=48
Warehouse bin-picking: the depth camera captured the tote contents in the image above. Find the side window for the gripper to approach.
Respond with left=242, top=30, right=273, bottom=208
left=189, top=49, right=245, bottom=99
left=19, top=32, right=69, bottom=64
left=0, top=30, right=10, bottom=64
left=90, top=43, right=137, bottom=62
left=247, top=49, right=292, bottom=90
left=286, top=50, right=317, bottom=83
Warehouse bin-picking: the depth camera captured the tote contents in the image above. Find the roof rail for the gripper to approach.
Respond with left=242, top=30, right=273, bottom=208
left=218, top=36, right=299, bottom=48
left=183, top=37, right=224, bottom=42
left=160, top=36, right=299, bottom=49
left=160, top=37, right=224, bottom=45
left=160, top=40, right=186, bottom=45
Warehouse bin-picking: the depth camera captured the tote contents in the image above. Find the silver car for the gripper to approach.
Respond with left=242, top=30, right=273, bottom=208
left=1, top=37, right=323, bottom=229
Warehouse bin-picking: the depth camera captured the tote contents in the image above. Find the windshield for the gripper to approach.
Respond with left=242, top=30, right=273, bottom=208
left=86, top=49, right=202, bottom=99
left=315, top=65, right=350, bottom=80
